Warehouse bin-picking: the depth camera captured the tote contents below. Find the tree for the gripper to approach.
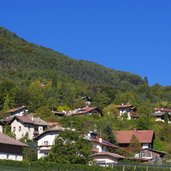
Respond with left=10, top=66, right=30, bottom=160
left=103, top=123, right=116, bottom=144
left=46, top=130, right=91, bottom=164
left=129, top=134, right=141, bottom=155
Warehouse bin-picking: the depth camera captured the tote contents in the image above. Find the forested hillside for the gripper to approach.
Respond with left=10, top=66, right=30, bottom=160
left=0, top=27, right=144, bottom=86
left=1, top=27, right=171, bottom=155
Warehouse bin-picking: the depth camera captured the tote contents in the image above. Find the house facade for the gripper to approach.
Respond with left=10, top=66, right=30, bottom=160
left=10, top=116, right=48, bottom=140
left=117, top=104, right=137, bottom=120
left=114, top=130, right=155, bottom=149
left=6, top=106, right=28, bottom=117
left=34, top=126, right=64, bottom=159
left=0, top=133, right=27, bottom=161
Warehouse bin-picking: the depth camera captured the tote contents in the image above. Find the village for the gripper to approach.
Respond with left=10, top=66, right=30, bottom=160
left=0, top=101, right=169, bottom=167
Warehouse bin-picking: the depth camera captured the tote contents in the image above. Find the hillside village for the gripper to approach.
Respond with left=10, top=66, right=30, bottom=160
left=0, top=101, right=170, bottom=167
left=1, top=28, right=171, bottom=167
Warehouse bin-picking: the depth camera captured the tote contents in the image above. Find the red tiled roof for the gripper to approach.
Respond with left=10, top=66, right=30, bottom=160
left=117, top=104, right=134, bottom=109
left=154, top=108, right=171, bottom=113
left=0, top=133, right=28, bottom=147
left=114, top=130, right=154, bottom=144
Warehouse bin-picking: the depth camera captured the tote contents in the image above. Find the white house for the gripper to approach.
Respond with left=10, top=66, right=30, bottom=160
left=0, top=133, right=27, bottom=161
left=6, top=106, right=28, bottom=117
left=10, top=116, right=48, bottom=140
left=90, top=152, right=125, bottom=167
left=117, top=103, right=137, bottom=120
left=34, top=126, right=64, bottom=159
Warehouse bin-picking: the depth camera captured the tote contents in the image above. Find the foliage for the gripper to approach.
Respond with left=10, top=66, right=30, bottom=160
left=3, top=125, right=15, bottom=138
left=129, top=134, right=142, bottom=155
left=45, top=129, right=91, bottom=164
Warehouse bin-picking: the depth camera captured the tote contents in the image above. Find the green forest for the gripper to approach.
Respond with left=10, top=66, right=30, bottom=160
left=1, top=27, right=171, bottom=156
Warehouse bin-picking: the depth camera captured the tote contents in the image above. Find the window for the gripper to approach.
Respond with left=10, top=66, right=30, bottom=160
left=18, top=126, right=21, bottom=132
left=44, top=141, right=48, bottom=146
left=13, top=127, right=16, bottom=132
left=6, top=155, right=9, bottom=159
left=44, top=152, right=48, bottom=157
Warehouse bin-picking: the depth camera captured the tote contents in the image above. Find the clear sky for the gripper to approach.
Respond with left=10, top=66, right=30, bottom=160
left=0, top=0, right=171, bottom=86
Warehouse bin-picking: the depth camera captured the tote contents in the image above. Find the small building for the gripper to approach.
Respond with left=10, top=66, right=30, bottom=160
left=117, top=104, right=137, bottom=120
left=153, top=108, right=171, bottom=123
left=34, top=126, right=64, bottom=159
left=54, top=106, right=102, bottom=117
left=0, top=133, right=27, bottom=161
left=10, top=116, right=48, bottom=140
left=114, top=130, right=155, bottom=149
left=138, top=148, right=167, bottom=163
left=87, top=131, right=119, bottom=153
left=90, top=152, right=125, bottom=167
left=6, top=106, right=28, bottom=117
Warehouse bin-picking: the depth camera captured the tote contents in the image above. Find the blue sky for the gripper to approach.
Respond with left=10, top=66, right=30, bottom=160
left=0, top=0, right=171, bottom=86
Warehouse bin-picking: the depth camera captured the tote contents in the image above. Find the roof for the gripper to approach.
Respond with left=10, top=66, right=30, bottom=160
left=34, top=126, right=64, bottom=140
left=0, top=133, right=28, bottom=147
left=15, top=116, right=34, bottom=124
left=90, top=152, right=125, bottom=159
left=91, top=136, right=120, bottom=149
left=12, top=116, right=48, bottom=126
left=152, top=112, right=165, bottom=117
left=141, top=148, right=167, bottom=155
left=154, top=108, right=171, bottom=113
left=7, top=106, right=27, bottom=113
left=114, top=130, right=154, bottom=144
left=117, top=104, right=135, bottom=110
left=67, top=107, right=101, bottom=116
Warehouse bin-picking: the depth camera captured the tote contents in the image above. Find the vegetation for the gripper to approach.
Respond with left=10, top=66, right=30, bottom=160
left=1, top=27, right=171, bottom=160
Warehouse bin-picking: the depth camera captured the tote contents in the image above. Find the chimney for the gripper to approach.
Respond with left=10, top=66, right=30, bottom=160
left=32, top=116, right=34, bottom=121
left=99, top=137, right=102, bottom=143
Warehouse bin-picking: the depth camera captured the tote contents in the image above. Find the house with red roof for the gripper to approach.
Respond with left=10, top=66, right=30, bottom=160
left=114, top=130, right=155, bottom=149
left=0, top=133, right=27, bottom=161
left=10, top=116, right=48, bottom=140
left=87, top=131, right=125, bottom=166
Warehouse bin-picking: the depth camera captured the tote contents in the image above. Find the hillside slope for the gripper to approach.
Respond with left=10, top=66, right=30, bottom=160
left=0, top=27, right=144, bottom=86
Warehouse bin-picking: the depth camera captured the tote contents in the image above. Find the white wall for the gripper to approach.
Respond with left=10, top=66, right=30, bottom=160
left=37, top=131, right=59, bottom=159
left=11, top=119, right=34, bottom=140
left=0, top=152, right=23, bottom=161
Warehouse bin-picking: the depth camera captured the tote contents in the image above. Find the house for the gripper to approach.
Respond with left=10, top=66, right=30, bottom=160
left=117, top=103, right=137, bottom=120
left=0, top=133, right=27, bottom=161
left=90, top=152, right=125, bottom=167
left=138, top=148, right=167, bottom=163
left=67, top=107, right=102, bottom=117
left=34, top=126, right=64, bottom=159
left=86, top=131, right=125, bottom=166
left=6, top=106, right=28, bottom=117
left=114, top=130, right=155, bottom=149
left=54, top=106, right=102, bottom=117
left=153, top=108, right=171, bottom=123
left=10, top=116, right=48, bottom=140
left=87, top=131, right=119, bottom=153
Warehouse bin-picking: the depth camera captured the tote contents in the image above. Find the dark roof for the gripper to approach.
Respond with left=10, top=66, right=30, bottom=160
left=91, top=136, right=120, bottom=149
left=90, top=152, right=125, bottom=159
left=0, top=133, right=28, bottom=147
left=15, top=116, right=34, bottom=124
left=67, top=107, right=101, bottom=116
left=34, top=126, right=64, bottom=140
left=114, top=130, right=154, bottom=144
left=12, top=116, right=48, bottom=126
left=141, top=148, right=167, bottom=155
left=7, top=106, right=27, bottom=113
left=152, top=112, right=165, bottom=117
